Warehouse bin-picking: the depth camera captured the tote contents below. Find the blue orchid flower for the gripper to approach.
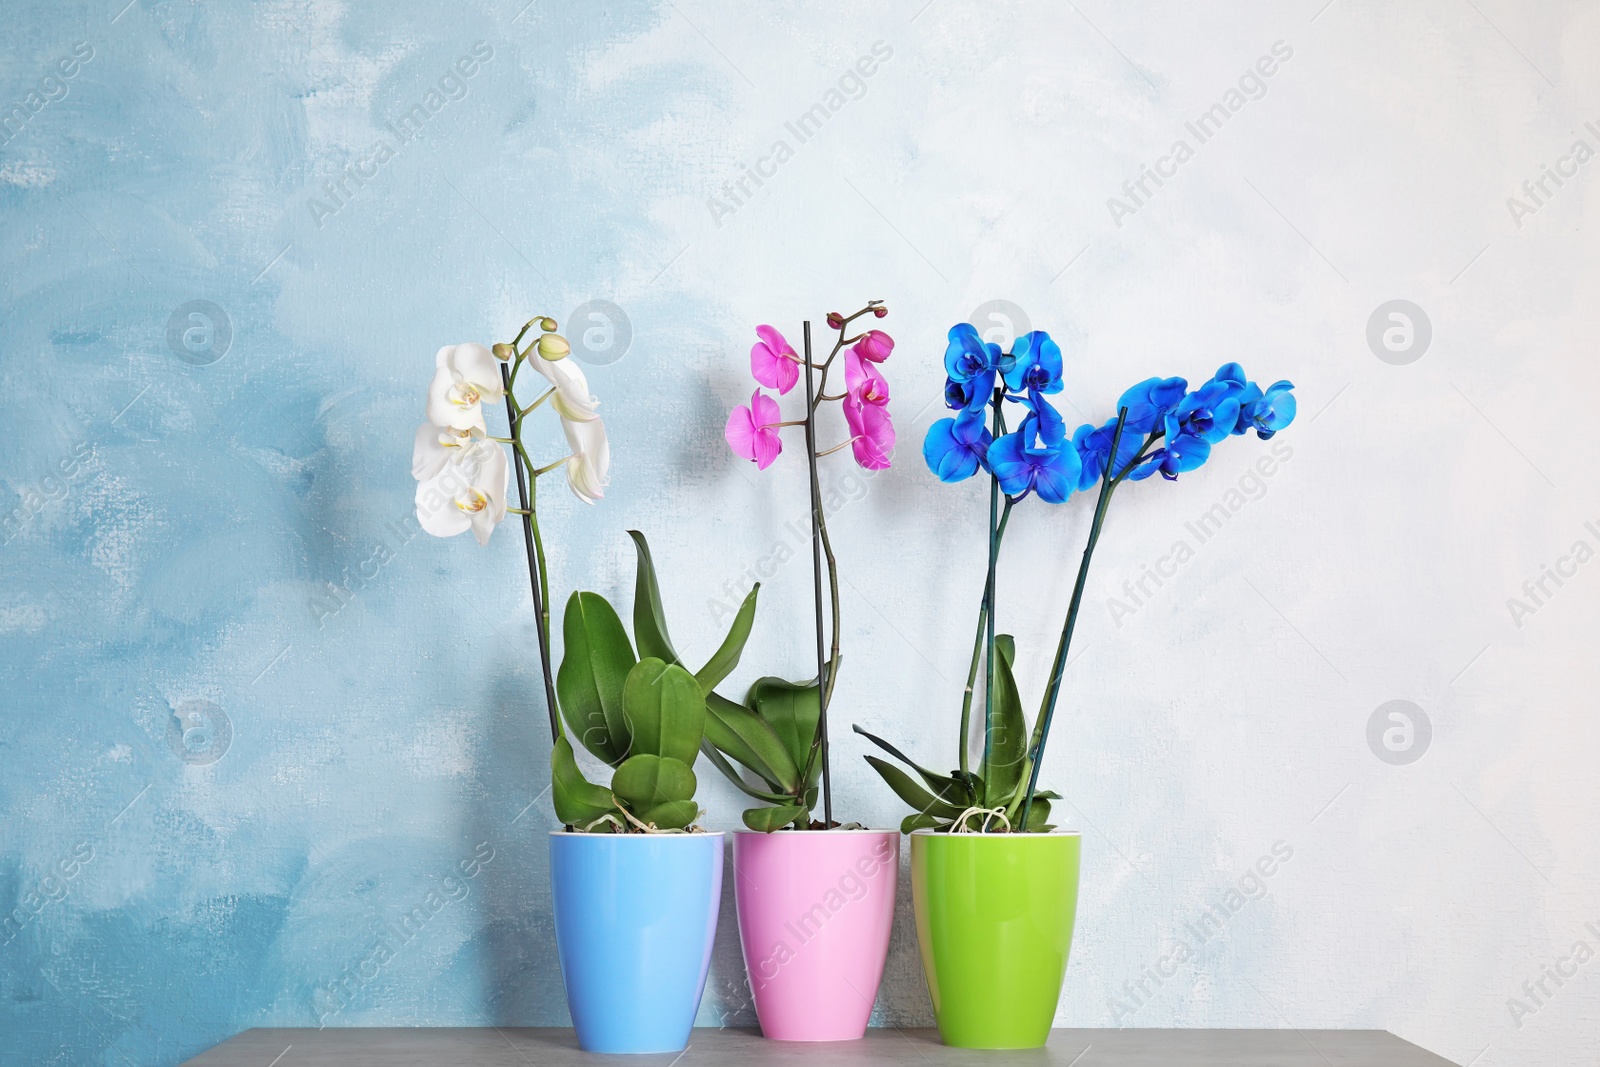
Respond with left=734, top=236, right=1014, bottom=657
left=924, top=408, right=994, bottom=483
left=944, top=323, right=1008, bottom=412
left=1003, top=331, right=1064, bottom=395
left=1211, top=362, right=1250, bottom=397
left=1117, top=376, right=1188, bottom=434
left=988, top=413, right=1082, bottom=503
left=1072, top=417, right=1143, bottom=491
left=944, top=377, right=976, bottom=410
left=1167, top=379, right=1242, bottom=446
left=1128, top=432, right=1211, bottom=482
left=1017, top=388, right=1067, bottom=446
left=1239, top=380, right=1296, bottom=438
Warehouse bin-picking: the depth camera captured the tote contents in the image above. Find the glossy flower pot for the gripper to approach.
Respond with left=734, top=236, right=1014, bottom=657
left=910, top=829, right=1081, bottom=1049
left=733, top=829, right=899, bottom=1041
left=550, top=831, right=723, bottom=1053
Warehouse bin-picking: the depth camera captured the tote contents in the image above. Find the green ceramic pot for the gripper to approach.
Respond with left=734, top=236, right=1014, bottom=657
left=909, top=829, right=1081, bottom=1049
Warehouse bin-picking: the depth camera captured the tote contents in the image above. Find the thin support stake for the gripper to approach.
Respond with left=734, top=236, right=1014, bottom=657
left=803, top=321, right=834, bottom=829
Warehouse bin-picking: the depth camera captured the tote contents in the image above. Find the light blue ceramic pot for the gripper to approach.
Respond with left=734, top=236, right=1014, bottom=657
left=549, top=830, right=724, bottom=1054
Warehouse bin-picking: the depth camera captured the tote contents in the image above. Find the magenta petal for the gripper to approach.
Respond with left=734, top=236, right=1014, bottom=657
left=853, top=329, right=894, bottom=363
left=846, top=350, right=890, bottom=406
left=752, top=326, right=798, bottom=395
left=751, top=341, right=798, bottom=394
left=750, top=390, right=782, bottom=430
left=725, top=404, right=759, bottom=461
left=849, top=401, right=894, bottom=470
left=753, top=427, right=781, bottom=470
left=756, top=324, right=791, bottom=354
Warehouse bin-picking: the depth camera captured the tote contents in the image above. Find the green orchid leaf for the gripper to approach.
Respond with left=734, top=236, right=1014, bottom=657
left=981, top=635, right=1028, bottom=809
left=852, top=725, right=973, bottom=807
left=900, top=812, right=944, bottom=834
left=742, top=802, right=809, bottom=832
left=550, top=734, right=619, bottom=827
left=611, top=753, right=697, bottom=812
left=555, top=591, right=637, bottom=766
left=636, top=800, right=699, bottom=830
left=703, top=692, right=800, bottom=792
left=623, top=658, right=705, bottom=765
left=1018, top=798, right=1052, bottom=832
left=864, top=756, right=965, bottom=821
left=995, top=633, right=1016, bottom=667
left=700, top=744, right=793, bottom=803
left=694, top=584, right=759, bottom=693
left=748, top=675, right=822, bottom=773
left=628, top=530, right=681, bottom=666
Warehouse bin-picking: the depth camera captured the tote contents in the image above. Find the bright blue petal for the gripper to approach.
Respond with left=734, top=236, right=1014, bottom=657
left=944, top=323, right=989, bottom=381
left=1127, top=451, right=1165, bottom=481
left=964, top=368, right=997, bottom=411
left=924, top=418, right=981, bottom=482
left=987, top=431, right=1032, bottom=495
left=1027, top=389, right=1066, bottom=446
left=1005, top=331, right=1063, bottom=393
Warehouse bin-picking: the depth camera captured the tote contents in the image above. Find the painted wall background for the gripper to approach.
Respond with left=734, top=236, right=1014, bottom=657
left=2, top=0, right=1596, bottom=1064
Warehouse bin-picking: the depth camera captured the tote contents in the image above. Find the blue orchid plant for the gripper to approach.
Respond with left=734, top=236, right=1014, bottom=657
left=856, top=323, right=1296, bottom=833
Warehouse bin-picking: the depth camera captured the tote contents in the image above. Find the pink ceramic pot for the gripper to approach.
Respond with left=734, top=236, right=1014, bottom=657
left=732, top=828, right=900, bottom=1041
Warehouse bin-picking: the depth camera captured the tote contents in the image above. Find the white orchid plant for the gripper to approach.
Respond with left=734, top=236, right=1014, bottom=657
left=410, top=316, right=761, bottom=834
left=411, top=316, right=610, bottom=743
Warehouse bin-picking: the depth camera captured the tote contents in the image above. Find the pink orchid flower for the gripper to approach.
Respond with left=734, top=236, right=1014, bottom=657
left=845, top=349, right=890, bottom=408
left=852, top=329, right=894, bottom=363
left=726, top=389, right=784, bottom=470
left=844, top=395, right=894, bottom=471
left=750, top=325, right=799, bottom=395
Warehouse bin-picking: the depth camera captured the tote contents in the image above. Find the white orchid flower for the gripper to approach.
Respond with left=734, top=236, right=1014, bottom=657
left=414, top=438, right=510, bottom=545
left=427, top=343, right=504, bottom=431
left=562, top=415, right=610, bottom=505
left=527, top=338, right=600, bottom=423
left=411, top=423, right=497, bottom=481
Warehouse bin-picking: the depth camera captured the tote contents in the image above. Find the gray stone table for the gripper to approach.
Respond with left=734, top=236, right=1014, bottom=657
left=181, top=1027, right=1459, bottom=1065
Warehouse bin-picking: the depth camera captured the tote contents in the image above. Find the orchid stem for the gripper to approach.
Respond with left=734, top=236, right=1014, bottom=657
left=980, top=386, right=1005, bottom=782
left=500, top=361, right=560, bottom=745
left=532, top=455, right=572, bottom=477
left=1016, top=406, right=1131, bottom=832
left=959, top=494, right=1014, bottom=780
left=520, top=387, right=556, bottom=417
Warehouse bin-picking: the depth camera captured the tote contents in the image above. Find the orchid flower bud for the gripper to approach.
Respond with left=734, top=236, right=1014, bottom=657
left=537, top=333, right=571, bottom=361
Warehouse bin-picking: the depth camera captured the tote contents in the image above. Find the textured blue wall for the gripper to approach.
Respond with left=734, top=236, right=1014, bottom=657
left=3, top=1, right=1596, bottom=1065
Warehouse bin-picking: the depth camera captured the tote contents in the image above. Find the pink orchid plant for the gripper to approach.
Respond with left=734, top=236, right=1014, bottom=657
left=709, top=302, right=896, bottom=831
